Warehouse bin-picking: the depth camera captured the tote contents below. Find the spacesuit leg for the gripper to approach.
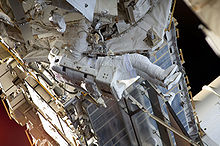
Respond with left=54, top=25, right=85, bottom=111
left=136, top=69, right=165, bottom=87
left=128, top=53, right=177, bottom=81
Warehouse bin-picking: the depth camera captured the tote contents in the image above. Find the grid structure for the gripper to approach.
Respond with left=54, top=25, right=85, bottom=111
left=86, top=23, right=198, bottom=145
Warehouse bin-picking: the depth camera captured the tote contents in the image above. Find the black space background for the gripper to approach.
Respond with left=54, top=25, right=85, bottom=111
left=0, top=1, right=220, bottom=145
left=175, top=0, right=220, bottom=96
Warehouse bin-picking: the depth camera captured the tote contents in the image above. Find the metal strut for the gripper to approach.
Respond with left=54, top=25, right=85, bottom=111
left=0, top=40, right=57, bottom=100
left=126, top=94, right=199, bottom=146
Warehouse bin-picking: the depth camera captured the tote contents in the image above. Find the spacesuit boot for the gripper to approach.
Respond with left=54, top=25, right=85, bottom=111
left=161, top=64, right=182, bottom=90
left=163, top=64, right=178, bottom=83
left=165, top=72, right=182, bottom=90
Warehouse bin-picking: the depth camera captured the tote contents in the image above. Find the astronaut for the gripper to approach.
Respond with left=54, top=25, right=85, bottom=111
left=0, top=2, right=182, bottom=100
left=48, top=19, right=182, bottom=101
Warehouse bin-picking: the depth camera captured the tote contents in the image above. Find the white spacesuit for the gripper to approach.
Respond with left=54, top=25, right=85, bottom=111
left=49, top=19, right=182, bottom=100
